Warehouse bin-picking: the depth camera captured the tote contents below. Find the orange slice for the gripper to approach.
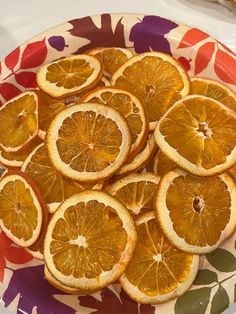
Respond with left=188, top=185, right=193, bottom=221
left=62, top=75, right=111, bottom=106
left=0, top=91, right=39, bottom=152
left=44, top=191, right=137, bottom=290
left=87, top=47, right=133, bottom=77
left=22, top=143, right=102, bottom=213
left=44, top=266, right=100, bottom=294
left=37, top=55, right=104, bottom=98
left=156, top=169, right=236, bottom=253
left=155, top=95, right=236, bottom=176
left=38, top=91, right=66, bottom=140
left=191, top=77, right=236, bottom=112
left=81, top=87, right=148, bottom=160
left=107, top=172, right=160, bottom=216
left=46, top=103, right=131, bottom=182
left=229, top=164, right=236, bottom=183
left=44, top=266, right=80, bottom=294
left=26, top=209, right=50, bottom=260
left=153, top=150, right=176, bottom=176
left=0, top=136, right=42, bottom=168
left=120, top=211, right=199, bottom=304
left=111, top=52, right=190, bottom=130
left=118, top=134, right=157, bottom=176
left=0, top=170, right=46, bottom=247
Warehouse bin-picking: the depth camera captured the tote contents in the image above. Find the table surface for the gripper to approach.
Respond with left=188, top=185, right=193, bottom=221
left=0, top=0, right=236, bottom=313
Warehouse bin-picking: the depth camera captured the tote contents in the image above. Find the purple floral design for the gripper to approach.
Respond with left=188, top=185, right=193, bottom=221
left=79, top=287, right=155, bottom=314
left=48, top=36, right=68, bottom=51
left=3, top=265, right=75, bottom=314
left=130, top=16, right=178, bottom=54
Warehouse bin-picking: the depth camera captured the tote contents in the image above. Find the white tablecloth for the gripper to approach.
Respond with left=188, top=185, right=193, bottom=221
left=0, top=0, right=236, bottom=313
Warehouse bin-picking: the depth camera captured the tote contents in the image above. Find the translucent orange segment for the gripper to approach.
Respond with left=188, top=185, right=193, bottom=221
left=94, top=49, right=130, bottom=76
left=23, top=144, right=88, bottom=205
left=57, top=111, right=122, bottom=172
left=166, top=175, right=231, bottom=246
left=51, top=200, right=127, bottom=278
left=0, top=180, right=38, bottom=240
left=39, top=91, right=66, bottom=133
left=0, top=94, right=38, bottom=149
left=46, top=59, right=94, bottom=89
left=0, top=137, right=42, bottom=166
left=83, top=90, right=145, bottom=153
left=112, top=181, right=158, bottom=216
left=154, top=151, right=176, bottom=176
left=191, top=80, right=236, bottom=112
left=114, top=56, right=184, bottom=123
left=159, top=97, right=236, bottom=169
left=125, top=218, right=193, bottom=296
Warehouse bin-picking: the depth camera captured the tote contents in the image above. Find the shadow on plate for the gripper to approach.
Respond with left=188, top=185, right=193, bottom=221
left=177, top=0, right=236, bottom=23
left=0, top=24, right=17, bottom=61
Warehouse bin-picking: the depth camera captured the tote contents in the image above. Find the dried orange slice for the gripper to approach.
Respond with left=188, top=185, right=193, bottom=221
left=191, top=77, right=236, bottom=112
left=229, top=164, right=236, bottom=183
left=46, top=103, right=131, bottom=182
left=120, top=211, right=199, bottom=304
left=107, top=172, right=160, bottom=216
left=37, top=55, right=103, bottom=98
left=118, top=134, right=157, bottom=176
left=44, top=266, right=80, bottom=294
left=44, top=191, right=137, bottom=290
left=22, top=143, right=102, bottom=213
left=0, top=137, right=42, bottom=168
left=0, top=170, right=46, bottom=247
left=81, top=87, right=148, bottom=159
left=62, top=75, right=111, bottom=106
left=38, top=91, right=66, bottom=140
left=0, top=91, right=39, bottom=152
left=26, top=209, right=50, bottom=260
left=153, top=150, right=176, bottom=176
left=156, top=169, right=236, bottom=253
left=87, top=47, right=133, bottom=77
left=155, top=95, right=236, bottom=176
left=45, top=266, right=100, bottom=294
left=111, top=52, right=190, bottom=130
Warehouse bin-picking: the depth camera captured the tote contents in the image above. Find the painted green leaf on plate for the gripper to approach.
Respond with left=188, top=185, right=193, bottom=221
left=206, top=248, right=236, bottom=272
left=210, top=285, right=229, bottom=314
left=234, top=283, right=236, bottom=302
left=194, top=269, right=218, bottom=285
left=174, top=287, right=211, bottom=314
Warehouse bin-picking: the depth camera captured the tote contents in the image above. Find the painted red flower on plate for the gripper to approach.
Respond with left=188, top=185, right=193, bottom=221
left=0, top=232, right=32, bottom=282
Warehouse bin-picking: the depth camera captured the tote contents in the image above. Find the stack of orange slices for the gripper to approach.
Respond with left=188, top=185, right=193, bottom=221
left=0, top=47, right=236, bottom=305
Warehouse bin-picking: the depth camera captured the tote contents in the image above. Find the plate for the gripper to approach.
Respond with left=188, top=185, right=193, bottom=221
left=0, top=13, right=236, bottom=314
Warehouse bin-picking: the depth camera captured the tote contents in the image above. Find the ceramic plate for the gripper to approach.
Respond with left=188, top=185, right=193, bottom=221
left=0, top=13, right=236, bottom=314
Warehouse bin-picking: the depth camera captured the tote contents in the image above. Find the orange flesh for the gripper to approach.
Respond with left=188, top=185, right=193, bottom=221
left=46, top=59, right=94, bottom=89
left=154, top=151, right=176, bottom=176
left=94, top=49, right=130, bottom=76
left=57, top=111, right=122, bottom=172
left=0, top=94, right=38, bottom=149
left=0, top=137, right=42, bottom=165
left=84, top=91, right=143, bottom=150
left=114, top=56, right=183, bottom=123
left=0, top=179, right=38, bottom=240
left=125, top=217, right=193, bottom=296
left=50, top=200, right=127, bottom=278
left=39, top=91, right=66, bottom=133
left=191, top=80, right=236, bottom=112
left=23, top=144, right=90, bottom=205
left=111, top=181, right=158, bottom=216
left=166, top=174, right=231, bottom=246
left=159, top=97, right=236, bottom=169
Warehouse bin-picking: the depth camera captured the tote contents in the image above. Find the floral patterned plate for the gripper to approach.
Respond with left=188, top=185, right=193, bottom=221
left=0, top=13, right=236, bottom=314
